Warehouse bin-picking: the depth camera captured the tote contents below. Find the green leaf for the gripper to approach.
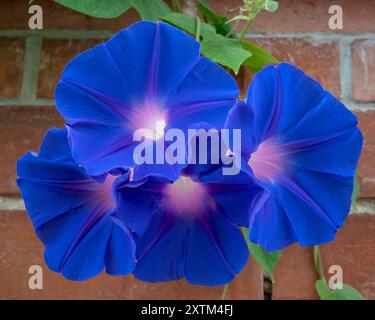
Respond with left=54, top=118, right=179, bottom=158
left=131, top=0, right=171, bottom=21
left=198, top=0, right=233, bottom=37
left=54, top=0, right=131, bottom=18
left=162, top=13, right=215, bottom=38
left=240, top=40, right=279, bottom=72
left=316, top=279, right=364, bottom=300
left=351, top=171, right=361, bottom=210
left=162, top=13, right=251, bottom=73
left=201, top=34, right=251, bottom=74
left=241, top=228, right=281, bottom=282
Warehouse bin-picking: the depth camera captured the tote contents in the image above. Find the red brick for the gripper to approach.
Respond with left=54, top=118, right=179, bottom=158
left=0, top=211, right=263, bottom=299
left=211, top=0, right=375, bottom=34
left=252, top=38, right=341, bottom=98
left=272, top=215, right=375, bottom=300
left=272, top=245, right=318, bottom=300
left=352, top=40, right=375, bottom=102
left=0, top=0, right=139, bottom=31
left=0, top=106, right=64, bottom=195
left=355, top=110, right=375, bottom=198
left=321, top=214, right=375, bottom=300
left=37, top=39, right=104, bottom=99
left=1, top=0, right=375, bottom=33
left=226, top=258, right=263, bottom=300
left=0, top=38, right=24, bottom=98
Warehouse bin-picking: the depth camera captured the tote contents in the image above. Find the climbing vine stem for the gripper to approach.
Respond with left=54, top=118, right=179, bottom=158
left=313, top=245, right=326, bottom=281
left=221, top=283, right=230, bottom=300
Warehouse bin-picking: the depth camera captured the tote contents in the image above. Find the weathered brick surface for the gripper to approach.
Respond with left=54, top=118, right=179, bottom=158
left=272, top=245, right=319, bottom=300
left=352, top=40, right=375, bottom=102
left=0, top=211, right=263, bottom=300
left=213, top=0, right=375, bottom=34
left=2, top=0, right=374, bottom=33
left=355, top=110, right=375, bottom=198
left=0, top=38, right=25, bottom=98
left=0, top=0, right=374, bottom=301
left=0, top=106, right=64, bottom=195
left=321, top=214, right=375, bottom=300
left=252, top=38, right=341, bottom=98
left=0, top=0, right=139, bottom=31
left=272, top=215, right=375, bottom=300
left=37, top=39, right=104, bottom=99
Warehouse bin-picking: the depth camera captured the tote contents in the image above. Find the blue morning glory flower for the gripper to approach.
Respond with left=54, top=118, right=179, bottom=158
left=17, top=129, right=136, bottom=280
left=114, top=152, right=266, bottom=286
left=55, top=21, right=238, bottom=177
left=225, top=63, right=363, bottom=252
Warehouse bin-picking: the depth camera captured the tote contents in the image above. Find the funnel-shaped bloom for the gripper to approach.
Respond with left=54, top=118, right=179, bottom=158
left=17, top=129, right=136, bottom=280
left=55, top=21, right=238, bottom=176
left=114, top=159, right=266, bottom=286
left=225, top=63, right=363, bottom=252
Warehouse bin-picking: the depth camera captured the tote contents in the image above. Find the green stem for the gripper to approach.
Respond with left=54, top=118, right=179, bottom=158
left=225, top=20, right=239, bottom=38
left=239, top=18, right=253, bottom=40
left=195, top=17, right=201, bottom=41
left=313, top=245, right=326, bottom=282
left=171, top=0, right=182, bottom=12
left=221, top=283, right=229, bottom=300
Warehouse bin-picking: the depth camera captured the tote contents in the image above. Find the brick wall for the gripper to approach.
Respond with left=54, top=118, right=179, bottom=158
left=0, top=0, right=374, bottom=299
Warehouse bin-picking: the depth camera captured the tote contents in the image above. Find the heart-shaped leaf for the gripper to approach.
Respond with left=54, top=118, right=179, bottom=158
left=54, top=0, right=132, bottom=18
left=242, top=228, right=281, bottom=282
left=162, top=13, right=251, bottom=73
left=131, top=0, right=171, bottom=21
left=316, top=279, right=364, bottom=300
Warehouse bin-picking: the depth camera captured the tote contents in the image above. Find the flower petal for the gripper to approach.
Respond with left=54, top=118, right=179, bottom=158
left=184, top=213, right=249, bottom=286
left=240, top=63, right=363, bottom=251
left=104, top=21, right=201, bottom=102
left=249, top=189, right=298, bottom=252
left=17, top=153, right=91, bottom=228
left=244, top=65, right=280, bottom=148
left=282, top=168, right=355, bottom=237
left=115, top=175, right=169, bottom=235
left=17, top=129, right=136, bottom=280
left=224, top=100, right=256, bottom=159
left=238, top=63, right=335, bottom=151
left=132, top=208, right=249, bottom=286
left=271, top=63, right=329, bottom=136
left=105, top=216, right=136, bottom=276
left=66, top=123, right=136, bottom=176
left=133, top=211, right=186, bottom=282
left=39, top=204, right=112, bottom=280
left=249, top=166, right=358, bottom=251
left=166, top=57, right=238, bottom=130
left=288, top=128, right=363, bottom=177
left=55, top=22, right=203, bottom=175
left=116, top=162, right=253, bottom=285
left=199, top=164, right=267, bottom=226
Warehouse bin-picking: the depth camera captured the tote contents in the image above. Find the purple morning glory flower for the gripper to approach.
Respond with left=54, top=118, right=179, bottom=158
left=114, top=156, right=266, bottom=286
left=17, top=129, right=136, bottom=280
left=225, top=63, right=363, bottom=252
left=55, top=21, right=238, bottom=177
